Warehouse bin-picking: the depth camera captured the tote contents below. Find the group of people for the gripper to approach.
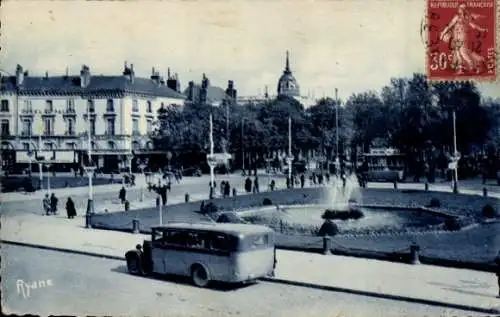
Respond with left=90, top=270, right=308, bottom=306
left=244, top=176, right=260, bottom=193
left=42, top=193, right=77, bottom=219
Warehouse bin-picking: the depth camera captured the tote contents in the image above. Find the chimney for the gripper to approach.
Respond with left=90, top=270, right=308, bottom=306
left=167, top=69, right=180, bottom=92
left=150, top=66, right=160, bottom=86
left=123, top=61, right=135, bottom=84
left=188, top=81, right=195, bottom=102
left=80, top=65, right=91, bottom=88
left=226, top=80, right=237, bottom=101
left=15, top=64, right=24, bottom=86
left=200, top=74, right=209, bottom=104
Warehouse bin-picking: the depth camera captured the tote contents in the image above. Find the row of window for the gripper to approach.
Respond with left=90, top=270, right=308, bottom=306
left=1, top=99, right=156, bottom=113
left=21, top=141, right=119, bottom=151
left=152, top=229, right=238, bottom=252
left=15, top=117, right=152, bottom=137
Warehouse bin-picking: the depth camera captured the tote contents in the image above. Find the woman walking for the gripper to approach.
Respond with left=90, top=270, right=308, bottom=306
left=66, top=197, right=77, bottom=219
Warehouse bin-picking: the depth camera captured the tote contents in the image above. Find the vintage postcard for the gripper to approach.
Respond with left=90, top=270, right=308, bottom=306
left=1, top=0, right=499, bottom=316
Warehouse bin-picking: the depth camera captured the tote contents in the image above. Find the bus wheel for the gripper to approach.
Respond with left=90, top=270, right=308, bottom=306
left=126, top=253, right=143, bottom=275
left=191, top=264, right=210, bottom=287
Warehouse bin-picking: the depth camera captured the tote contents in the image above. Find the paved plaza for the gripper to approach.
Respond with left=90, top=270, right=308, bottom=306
left=2, top=173, right=500, bottom=314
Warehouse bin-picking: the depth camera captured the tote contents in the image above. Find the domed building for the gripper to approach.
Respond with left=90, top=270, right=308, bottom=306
left=277, top=51, right=300, bottom=97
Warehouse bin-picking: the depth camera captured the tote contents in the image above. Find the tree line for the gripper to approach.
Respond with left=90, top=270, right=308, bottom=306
left=151, top=73, right=500, bottom=175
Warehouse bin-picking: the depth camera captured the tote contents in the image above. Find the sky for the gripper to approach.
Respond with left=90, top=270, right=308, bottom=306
left=1, top=0, right=499, bottom=100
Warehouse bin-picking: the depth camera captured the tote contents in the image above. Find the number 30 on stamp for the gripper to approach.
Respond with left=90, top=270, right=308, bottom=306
left=426, top=0, right=497, bottom=81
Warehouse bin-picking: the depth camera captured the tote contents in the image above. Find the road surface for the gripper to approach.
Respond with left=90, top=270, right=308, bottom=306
left=1, top=244, right=482, bottom=317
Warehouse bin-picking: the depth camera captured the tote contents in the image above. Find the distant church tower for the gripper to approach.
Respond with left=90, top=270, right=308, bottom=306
left=277, top=50, right=300, bottom=97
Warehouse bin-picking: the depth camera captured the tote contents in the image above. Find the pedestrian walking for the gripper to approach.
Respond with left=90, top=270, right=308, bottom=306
left=270, top=179, right=276, bottom=191
left=220, top=181, right=226, bottom=196
left=119, top=186, right=127, bottom=204
left=495, top=251, right=500, bottom=298
left=42, top=194, right=51, bottom=216
left=300, top=174, right=305, bottom=188
left=131, top=174, right=136, bottom=186
left=50, top=193, right=58, bottom=215
left=161, top=185, right=168, bottom=206
left=224, top=182, right=231, bottom=198
left=245, top=177, right=252, bottom=193
left=66, top=197, right=77, bottom=219
left=253, top=176, right=260, bottom=193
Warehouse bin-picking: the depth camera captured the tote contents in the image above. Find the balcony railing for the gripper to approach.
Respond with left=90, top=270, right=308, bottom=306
left=21, top=108, right=33, bottom=114
left=65, top=131, right=76, bottom=136
left=20, top=131, right=33, bottom=137
left=44, top=108, right=54, bottom=114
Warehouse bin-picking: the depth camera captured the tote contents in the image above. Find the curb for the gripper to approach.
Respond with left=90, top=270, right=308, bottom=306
left=1, top=240, right=125, bottom=261
left=261, top=277, right=500, bottom=315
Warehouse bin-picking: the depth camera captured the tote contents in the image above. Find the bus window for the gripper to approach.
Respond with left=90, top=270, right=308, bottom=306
left=185, top=232, right=208, bottom=250
left=244, top=233, right=270, bottom=250
left=209, top=233, right=237, bottom=252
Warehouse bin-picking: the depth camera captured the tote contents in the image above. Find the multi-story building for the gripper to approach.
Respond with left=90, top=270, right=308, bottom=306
left=0, top=63, right=185, bottom=173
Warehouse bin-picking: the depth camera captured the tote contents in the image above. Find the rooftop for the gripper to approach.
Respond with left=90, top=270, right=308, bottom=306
left=151, top=222, right=274, bottom=236
left=0, top=74, right=186, bottom=99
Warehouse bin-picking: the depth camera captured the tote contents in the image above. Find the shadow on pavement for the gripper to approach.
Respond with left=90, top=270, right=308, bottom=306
left=110, top=265, right=257, bottom=292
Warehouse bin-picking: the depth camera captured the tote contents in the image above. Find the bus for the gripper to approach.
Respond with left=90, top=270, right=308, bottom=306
left=362, top=148, right=405, bottom=182
left=125, top=222, right=276, bottom=287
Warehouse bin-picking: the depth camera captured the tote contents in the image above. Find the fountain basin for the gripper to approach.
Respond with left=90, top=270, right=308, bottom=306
left=240, top=204, right=448, bottom=234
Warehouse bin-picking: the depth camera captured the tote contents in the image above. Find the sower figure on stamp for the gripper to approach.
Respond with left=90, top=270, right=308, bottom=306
left=439, top=3, right=488, bottom=74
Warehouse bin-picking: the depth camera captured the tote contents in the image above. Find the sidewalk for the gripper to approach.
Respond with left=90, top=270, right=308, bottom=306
left=1, top=213, right=499, bottom=314
left=3, top=173, right=499, bottom=203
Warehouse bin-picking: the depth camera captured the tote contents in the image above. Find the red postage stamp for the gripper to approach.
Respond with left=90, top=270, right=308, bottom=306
left=426, top=0, right=497, bottom=81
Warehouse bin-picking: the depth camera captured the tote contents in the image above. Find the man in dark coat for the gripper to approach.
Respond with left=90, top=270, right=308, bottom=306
left=66, top=197, right=77, bottom=219
left=224, top=182, right=231, bottom=198
left=245, top=177, right=252, bottom=193
left=50, top=193, right=58, bottom=215
left=300, top=174, right=305, bottom=188
left=161, top=185, right=168, bottom=206
left=119, top=187, right=126, bottom=204
left=253, top=176, right=259, bottom=193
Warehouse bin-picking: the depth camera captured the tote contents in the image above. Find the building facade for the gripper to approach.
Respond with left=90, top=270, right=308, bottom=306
left=0, top=63, right=185, bottom=173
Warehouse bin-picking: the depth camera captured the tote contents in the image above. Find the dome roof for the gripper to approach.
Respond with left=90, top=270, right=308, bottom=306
left=277, top=51, right=300, bottom=97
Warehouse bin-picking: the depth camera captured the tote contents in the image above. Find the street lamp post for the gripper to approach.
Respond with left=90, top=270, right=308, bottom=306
left=287, top=117, right=293, bottom=185
left=335, top=88, right=340, bottom=176
left=138, top=162, right=147, bottom=202
left=241, top=118, right=245, bottom=173
left=207, top=114, right=217, bottom=198
left=85, top=109, right=95, bottom=228
left=452, top=110, right=459, bottom=193
left=45, top=163, right=52, bottom=195
left=38, top=135, right=43, bottom=189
